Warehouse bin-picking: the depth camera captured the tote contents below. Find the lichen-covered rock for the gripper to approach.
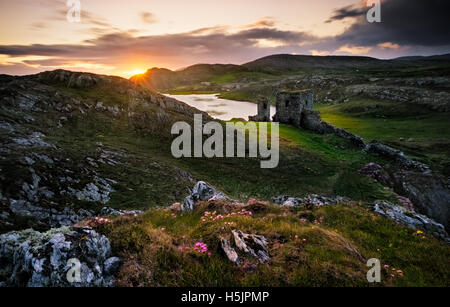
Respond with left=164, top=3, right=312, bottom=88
left=395, top=172, right=450, bottom=232
left=373, top=201, right=449, bottom=243
left=272, top=194, right=350, bottom=207
left=0, top=226, right=120, bottom=287
left=231, top=230, right=269, bottom=263
left=182, top=181, right=230, bottom=212
left=220, top=237, right=240, bottom=265
left=100, top=207, right=143, bottom=217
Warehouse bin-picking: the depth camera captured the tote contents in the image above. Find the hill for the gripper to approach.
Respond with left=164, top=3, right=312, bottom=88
left=0, top=69, right=449, bottom=287
left=131, top=64, right=248, bottom=91
left=131, top=53, right=450, bottom=92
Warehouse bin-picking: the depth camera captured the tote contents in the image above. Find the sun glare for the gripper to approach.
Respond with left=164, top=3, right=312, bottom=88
left=123, top=69, right=147, bottom=78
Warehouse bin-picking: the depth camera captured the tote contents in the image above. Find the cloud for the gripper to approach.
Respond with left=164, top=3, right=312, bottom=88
left=330, top=0, right=450, bottom=48
left=0, top=25, right=323, bottom=75
left=377, top=42, right=400, bottom=50
left=141, top=12, right=157, bottom=25
left=241, top=17, right=276, bottom=29
left=325, top=1, right=366, bottom=23
left=1, top=0, right=450, bottom=75
left=336, top=44, right=372, bottom=55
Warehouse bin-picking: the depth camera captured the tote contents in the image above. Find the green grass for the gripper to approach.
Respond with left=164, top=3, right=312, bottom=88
left=3, top=74, right=448, bottom=286
left=315, top=98, right=450, bottom=173
left=96, top=201, right=450, bottom=287
left=210, top=72, right=275, bottom=85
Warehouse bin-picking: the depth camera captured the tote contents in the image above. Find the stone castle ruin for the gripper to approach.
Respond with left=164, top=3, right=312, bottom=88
left=272, top=90, right=314, bottom=128
left=249, top=89, right=315, bottom=129
left=248, top=89, right=366, bottom=148
left=248, top=97, right=271, bottom=122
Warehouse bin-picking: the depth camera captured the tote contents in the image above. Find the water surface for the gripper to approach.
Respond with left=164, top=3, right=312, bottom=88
left=165, top=94, right=275, bottom=121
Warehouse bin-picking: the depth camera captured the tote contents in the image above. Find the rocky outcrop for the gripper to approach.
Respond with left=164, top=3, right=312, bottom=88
left=358, top=162, right=449, bottom=232
left=220, top=237, right=240, bottom=265
left=232, top=230, right=269, bottom=263
left=220, top=230, right=269, bottom=265
left=100, top=207, right=143, bottom=217
left=344, top=84, right=450, bottom=112
left=272, top=194, right=351, bottom=207
left=373, top=201, right=449, bottom=243
left=0, top=226, right=120, bottom=287
left=398, top=172, right=450, bottom=231
left=365, top=141, right=429, bottom=172
left=0, top=70, right=211, bottom=232
left=182, top=181, right=230, bottom=212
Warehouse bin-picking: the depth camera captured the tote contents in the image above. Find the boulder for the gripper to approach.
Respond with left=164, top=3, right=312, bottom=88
left=373, top=201, right=449, bottom=242
left=0, top=226, right=120, bottom=287
left=231, top=230, right=269, bottom=263
left=399, top=172, right=450, bottom=231
left=272, top=194, right=350, bottom=207
left=181, top=181, right=230, bottom=212
left=220, top=237, right=240, bottom=265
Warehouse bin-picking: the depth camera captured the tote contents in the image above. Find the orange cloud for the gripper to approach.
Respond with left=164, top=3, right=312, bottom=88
left=378, top=42, right=401, bottom=49
left=336, top=44, right=372, bottom=55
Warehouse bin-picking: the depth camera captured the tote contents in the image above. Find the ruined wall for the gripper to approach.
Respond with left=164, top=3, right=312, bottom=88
left=272, top=90, right=313, bottom=127
left=249, top=98, right=271, bottom=122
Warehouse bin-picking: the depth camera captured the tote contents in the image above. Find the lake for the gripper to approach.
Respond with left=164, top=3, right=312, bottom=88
left=165, top=94, right=276, bottom=121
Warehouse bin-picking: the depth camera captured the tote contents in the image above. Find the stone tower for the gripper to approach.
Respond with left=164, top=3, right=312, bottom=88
left=272, top=90, right=314, bottom=128
left=248, top=97, right=271, bottom=122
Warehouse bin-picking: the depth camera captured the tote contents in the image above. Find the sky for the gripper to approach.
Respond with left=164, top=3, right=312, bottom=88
left=0, top=0, right=449, bottom=77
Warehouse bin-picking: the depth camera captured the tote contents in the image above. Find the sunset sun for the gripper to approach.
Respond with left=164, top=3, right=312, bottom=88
left=0, top=0, right=449, bottom=293
left=124, top=69, right=147, bottom=78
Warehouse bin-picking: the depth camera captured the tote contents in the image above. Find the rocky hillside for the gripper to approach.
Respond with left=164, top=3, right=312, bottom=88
left=0, top=69, right=449, bottom=287
left=0, top=69, right=211, bottom=233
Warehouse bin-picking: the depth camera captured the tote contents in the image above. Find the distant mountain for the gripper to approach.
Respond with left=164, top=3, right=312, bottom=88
left=131, top=53, right=450, bottom=91
left=242, top=54, right=383, bottom=72
left=131, top=64, right=248, bottom=91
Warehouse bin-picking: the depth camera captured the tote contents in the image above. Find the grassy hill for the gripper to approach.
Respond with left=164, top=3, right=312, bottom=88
left=0, top=69, right=449, bottom=287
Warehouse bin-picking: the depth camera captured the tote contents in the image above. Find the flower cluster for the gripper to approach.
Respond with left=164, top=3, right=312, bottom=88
left=171, top=213, right=177, bottom=219
left=396, top=195, right=414, bottom=212
left=201, top=209, right=252, bottom=223
left=194, top=242, right=210, bottom=254
left=383, top=264, right=403, bottom=278
left=178, top=242, right=211, bottom=256
left=84, top=217, right=111, bottom=228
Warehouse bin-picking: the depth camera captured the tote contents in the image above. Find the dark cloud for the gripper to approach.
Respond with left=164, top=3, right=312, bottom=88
left=325, top=2, right=366, bottom=23
left=329, top=0, right=450, bottom=47
left=0, top=27, right=319, bottom=62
